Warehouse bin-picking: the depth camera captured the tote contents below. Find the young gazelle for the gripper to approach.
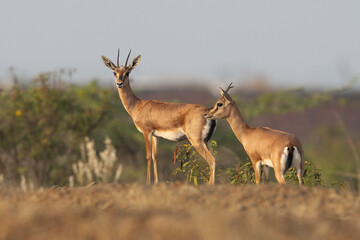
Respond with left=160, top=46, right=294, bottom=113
left=204, top=83, right=304, bottom=186
left=101, top=50, right=217, bottom=184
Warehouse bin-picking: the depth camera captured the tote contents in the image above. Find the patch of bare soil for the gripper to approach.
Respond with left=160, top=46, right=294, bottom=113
left=0, top=184, right=359, bottom=240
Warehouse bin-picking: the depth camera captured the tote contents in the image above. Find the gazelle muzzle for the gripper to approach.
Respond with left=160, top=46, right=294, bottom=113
left=117, top=82, right=124, bottom=88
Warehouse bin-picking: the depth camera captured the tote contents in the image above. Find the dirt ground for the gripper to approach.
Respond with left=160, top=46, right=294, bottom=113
left=0, top=183, right=359, bottom=240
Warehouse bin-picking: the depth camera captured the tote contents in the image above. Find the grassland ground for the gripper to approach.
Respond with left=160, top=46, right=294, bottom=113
left=0, top=183, right=359, bottom=240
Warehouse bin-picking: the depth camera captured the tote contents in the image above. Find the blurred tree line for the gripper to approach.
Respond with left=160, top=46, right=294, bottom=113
left=0, top=72, right=359, bottom=189
left=0, top=72, right=143, bottom=186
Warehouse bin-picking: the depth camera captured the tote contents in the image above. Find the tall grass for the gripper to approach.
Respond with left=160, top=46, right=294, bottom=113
left=70, top=136, right=123, bottom=186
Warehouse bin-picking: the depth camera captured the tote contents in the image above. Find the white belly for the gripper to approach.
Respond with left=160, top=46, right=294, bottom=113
left=261, top=159, right=274, bottom=168
left=153, top=129, right=186, bottom=141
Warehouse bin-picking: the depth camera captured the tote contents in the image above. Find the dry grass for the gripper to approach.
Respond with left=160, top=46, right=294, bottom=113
left=0, top=183, right=359, bottom=240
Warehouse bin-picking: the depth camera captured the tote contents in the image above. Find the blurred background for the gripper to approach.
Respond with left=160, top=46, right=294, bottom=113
left=1, top=0, right=360, bottom=88
left=0, top=0, right=359, bottom=189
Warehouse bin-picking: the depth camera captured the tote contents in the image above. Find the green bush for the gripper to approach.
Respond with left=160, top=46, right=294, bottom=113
left=169, top=141, right=218, bottom=185
left=0, top=73, right=111, bottom=186
left=222, top=162, right=255, bottom=185
left=284, top=161, right=323, bottom=186
left=171, top=141, right=324, bottom=186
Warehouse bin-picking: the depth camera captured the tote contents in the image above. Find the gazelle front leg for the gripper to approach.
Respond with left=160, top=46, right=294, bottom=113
left=251, top=160, right=262, bottom=184
left=143, top=133, right=152, bottom=184
left=151, top=135, right=159, bottom=184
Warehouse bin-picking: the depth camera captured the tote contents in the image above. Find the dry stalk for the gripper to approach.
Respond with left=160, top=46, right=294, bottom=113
left=333, top=111, right=360, bottom=194
left=70, top=136, right=123, bottom=186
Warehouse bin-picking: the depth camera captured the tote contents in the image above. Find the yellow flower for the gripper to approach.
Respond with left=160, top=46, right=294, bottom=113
left=15, top=110, right=22, bottom=117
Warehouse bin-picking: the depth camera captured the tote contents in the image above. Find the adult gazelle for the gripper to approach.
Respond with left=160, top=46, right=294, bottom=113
left=101, top=50, right=217, bottom=184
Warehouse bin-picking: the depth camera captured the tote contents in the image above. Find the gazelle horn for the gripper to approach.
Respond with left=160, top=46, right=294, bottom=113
left=220, top=82, right=234, bottom=93
left=224, top=82, right=234, bottom=93
left=117, top=48, right=120, bottom=67
left=125, top=49, right=131, bottom=67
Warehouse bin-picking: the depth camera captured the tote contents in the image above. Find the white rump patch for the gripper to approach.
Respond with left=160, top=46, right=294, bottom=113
left=280, top=147, right=289, bottom=173
left=291, top=146, right=302, bottom=170
left=202, top=119, right=215, bottom=140
left=153, top=128, right=185, bottom=141
left=261, top=159, right=274, bottom=168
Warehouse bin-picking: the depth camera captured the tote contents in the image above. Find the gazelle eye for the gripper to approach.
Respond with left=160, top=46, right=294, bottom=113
left=113, top=72, right=116, bottom=76
left=217, top=103, right=223, bottom=107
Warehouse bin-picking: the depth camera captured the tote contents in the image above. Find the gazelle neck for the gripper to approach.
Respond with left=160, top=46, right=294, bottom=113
left=117, top=82, right=141, bottom=117
left=227, top=105, right=251, bottom=144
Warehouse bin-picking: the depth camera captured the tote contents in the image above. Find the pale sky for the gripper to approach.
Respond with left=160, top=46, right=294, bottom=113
left=1, top=0, right=360, bottom=88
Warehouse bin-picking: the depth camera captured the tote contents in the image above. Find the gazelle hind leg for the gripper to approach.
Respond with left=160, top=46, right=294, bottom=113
left=190, top=140, right=216, bottom=184
left=296, top=168, right=304, bottom=186
left=271, top=151, right=286, bottom=184
left=204, top=143, right=216, bottom=185
left=274, top=163, right=286, bottom=184
left=263, top=165, right=271, bottom=184
left=292, top=147, right=304, bottom=186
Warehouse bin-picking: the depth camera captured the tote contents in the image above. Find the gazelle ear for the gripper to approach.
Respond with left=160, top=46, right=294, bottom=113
left=219, top=87, right=233, bottom=103
left=128, top=55, right=141, bottom=71
left=101, top=56, right=116, bottom=70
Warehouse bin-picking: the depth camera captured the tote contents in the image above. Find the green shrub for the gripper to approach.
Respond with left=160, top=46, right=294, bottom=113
left=169, top=141, right=218, bottom=185
left=222, top=162, right=255, bottom=185
left=284, top=161, right=323, bottom=186
left=171, top=141, right=324, bottom=186
left=0, top=73, right=111, bottom=186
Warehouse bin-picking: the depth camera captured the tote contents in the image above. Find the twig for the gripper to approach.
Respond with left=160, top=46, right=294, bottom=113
left=333, top=111, right=360, bottom=192
left=191, top=159, right=210, bottom=182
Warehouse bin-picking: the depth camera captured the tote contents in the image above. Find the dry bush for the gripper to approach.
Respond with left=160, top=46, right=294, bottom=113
left=70, top=136, right=123, bottom=186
